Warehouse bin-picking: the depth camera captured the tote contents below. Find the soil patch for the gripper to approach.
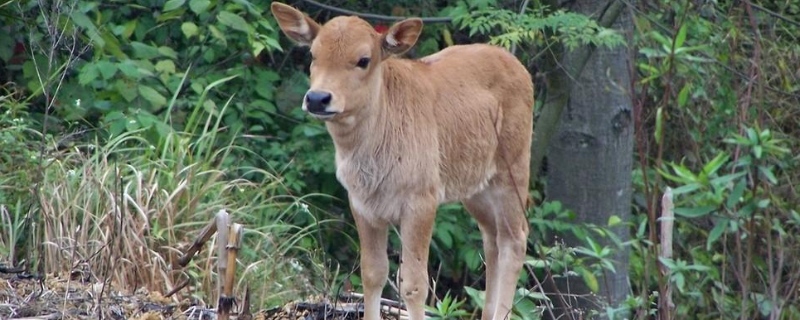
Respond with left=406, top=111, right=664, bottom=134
left=1, top=272, right=401, bottom=320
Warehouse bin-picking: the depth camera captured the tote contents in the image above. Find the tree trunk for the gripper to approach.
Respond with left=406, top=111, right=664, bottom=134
left=544, top=0, right=633, bottom=317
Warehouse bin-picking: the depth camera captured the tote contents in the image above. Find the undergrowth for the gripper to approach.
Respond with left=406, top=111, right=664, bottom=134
left=0, top=88, right=331, bottom=309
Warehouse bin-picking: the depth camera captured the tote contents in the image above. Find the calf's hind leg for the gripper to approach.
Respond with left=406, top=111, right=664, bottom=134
left=463, top=202, right=500, bottom=320
left=464, top=180, right=529, bottom=320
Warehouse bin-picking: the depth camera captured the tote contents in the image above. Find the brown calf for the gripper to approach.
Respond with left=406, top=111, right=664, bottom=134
left=271, top=3, right=534, bottom=320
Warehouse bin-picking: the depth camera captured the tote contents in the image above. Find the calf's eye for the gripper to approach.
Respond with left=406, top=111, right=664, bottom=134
left=356, top=57, right=370, bottom=69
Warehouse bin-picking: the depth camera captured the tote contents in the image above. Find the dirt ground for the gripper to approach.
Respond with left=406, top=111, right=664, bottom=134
left=1, top=271, right=395, bottom=320
left=1, top=270, right=212, bottom=320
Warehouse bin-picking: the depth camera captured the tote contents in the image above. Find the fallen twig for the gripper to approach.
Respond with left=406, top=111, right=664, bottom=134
left=10, top=313, right=61, bottom=320
left=164, top=277, right=191, bottom=298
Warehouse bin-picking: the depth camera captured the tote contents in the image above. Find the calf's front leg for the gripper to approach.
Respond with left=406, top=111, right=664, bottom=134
left=353, top=208, right=389, bottom=320
left=399, top=197, right=438, bottom=320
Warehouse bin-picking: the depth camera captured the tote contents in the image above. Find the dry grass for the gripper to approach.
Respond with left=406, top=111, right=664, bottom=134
left=22, top=127, right=327, bottom=308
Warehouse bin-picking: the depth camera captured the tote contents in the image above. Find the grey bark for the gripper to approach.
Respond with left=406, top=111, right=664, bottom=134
left=529, top=0, right=626, bottom=183
left=544, top=0, right=633, bottom=317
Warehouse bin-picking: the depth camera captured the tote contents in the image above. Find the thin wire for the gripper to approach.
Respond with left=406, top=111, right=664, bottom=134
left=298, top=0, right=453, bottom=23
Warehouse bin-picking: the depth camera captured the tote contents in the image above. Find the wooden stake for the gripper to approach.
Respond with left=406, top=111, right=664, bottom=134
left=218, top=223, right=242, bottom=320
left=659, top=188, right=675, bottom=320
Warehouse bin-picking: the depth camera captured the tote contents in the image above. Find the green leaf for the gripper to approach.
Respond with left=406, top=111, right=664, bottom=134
left=707, top=220, right=727, bottom=250
left=109, top=117, right=128, bottom=137
left=791, top=210, right=800, bottom=224
left=758, top=166, right=778, bottom=184
left=218, top=11, right=251, bottom=33
left=70, top=11, right=105, bottom=48
left=78, top=64, right=98, bottom=85
left=759, top=129, right=772, bottom=140
left=577, top=267, right=599, bottom=293
left=202, top=100, right=217, bottom=115
left=463, top=286, right=486, bottom=310
left=265, top=37, right=282, bottom=51
left=524, top=257, right=550, bottom=269
left=464, top=249, right=481, bottom=271
left=114, top=79, right=138, bottom=102
left=133, top=60, right=155, bottom=78
left=726, top=178, right=747, bottom=208
left=674, top=273, right=686, bottom=292
left=158, top=9, right=186, bottom=22
left=671, top=163, right=698, bottom=183
left=685, top=263, right=711, bottom=272
left=671, top=183, right=702, bottom=195
left=512, top=297, right=539, bottom=320
left=747, top=128, right=758, bottom=143
left=155, top=60, right=176, bottom=74
left=702, top=152, right=729, bottom=177
left=181, top=22, right=199, bottom=38
left=655, top=107, right=664, bottom=145
left=302, top=125, right=326, bottom=137
left=608, top=215, right=622, bottom=227
left=674, top=206, right=715, bottom=218
left=205, top=74, right=240, bottom=93
left=658, top=257, right=678, bottom=270
left=139, top=85, right=167, bottom=107
left=103, top=111, right=125, bottom=122
left=158, top=46, right=178, bottom=59
left=189, top=0, right=211, bottom=14
left=675, top=24, right=688, bottom=49
left=121, top=20, right=137, bottom=39
left=710, top=171, right=747, bottom=186
left=252, top=42, right=265, bottom=57
left=95, top=60, right=118, bottom=80
left=677, top=83, right=691, bottom=107
left=99, top=30, right=127, bottom=60
left=131, top=42, right=160, bottom=59
left=209, top=25, right=227, bottom=45
left=436, top=228, right=453, bottom=248
left=163, top=0, right=185, bottom=11
left=137, top=112, right=158, bottom=127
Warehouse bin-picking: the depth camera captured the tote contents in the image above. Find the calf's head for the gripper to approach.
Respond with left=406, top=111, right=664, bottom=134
left=271, top=2, right=423, bottom=121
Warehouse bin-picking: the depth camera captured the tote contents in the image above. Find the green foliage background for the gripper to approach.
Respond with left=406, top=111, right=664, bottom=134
left=1, top=0, right=799, bottom=319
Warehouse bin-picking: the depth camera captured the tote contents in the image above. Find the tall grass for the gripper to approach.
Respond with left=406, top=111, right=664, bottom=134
left=2, top=108, right=330, bottom=308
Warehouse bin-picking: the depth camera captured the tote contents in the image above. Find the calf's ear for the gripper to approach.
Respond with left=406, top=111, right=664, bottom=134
left=381, top=18, right=423, bottom=56
left=271, top=2, right=321, bottom=46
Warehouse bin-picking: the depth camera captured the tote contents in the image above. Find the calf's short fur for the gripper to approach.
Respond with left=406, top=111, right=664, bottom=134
left=271, top=3, right=534, bottom=320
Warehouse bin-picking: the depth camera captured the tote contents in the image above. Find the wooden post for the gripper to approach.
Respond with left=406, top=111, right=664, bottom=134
left=659, top=187, right=675, bottom=320
left=218, top=223, right=242, bottom=320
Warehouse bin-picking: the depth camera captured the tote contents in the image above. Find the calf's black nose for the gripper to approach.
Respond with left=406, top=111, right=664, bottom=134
left=305, top=91, right=332, bottom=113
